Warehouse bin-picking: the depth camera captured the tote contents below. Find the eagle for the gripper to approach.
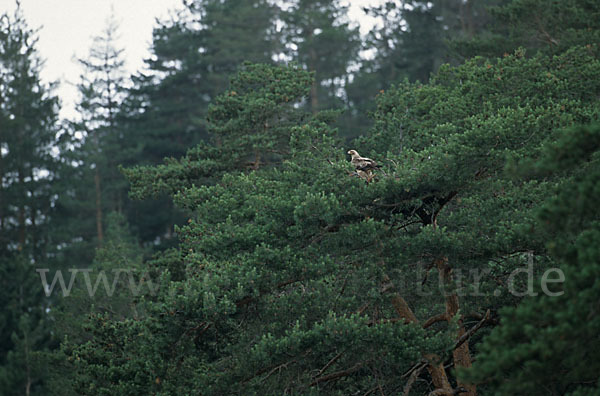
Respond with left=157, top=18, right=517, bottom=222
left=347, top=150, right=380, bottom=171
left=347, top=149, right=380, bottom=182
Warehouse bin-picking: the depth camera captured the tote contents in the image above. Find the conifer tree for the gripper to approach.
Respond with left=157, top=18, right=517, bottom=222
left=72, top=40, right=600, bottom=394
left=123, top=62, right=315, bottom=198
left=57, top=1, right=600, bottom=395
left=0, top=5, right=60, bottom=395
left=346, top=0, right=504, bottom=139
left=452, top=0, right=600, bottom=57
left=126, top=0, right=280, bottom=164
left=70, top=13, right=128, bottom=247
left=281, top=0, right=360, bottom=115
left=462, top=123, right=600, bottom=395
left=46, top=213, right=148, bottom=396
left=0, top=6, right=59, bottom=255
left=119, top=0, right=279, bottom=245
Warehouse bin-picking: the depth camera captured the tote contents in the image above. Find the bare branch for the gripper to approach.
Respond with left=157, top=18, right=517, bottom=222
left=402, top=362, right=427, bottom=396
left=310, top=361, right=365, bottom=386
left=314, top=352, right=343, bottom=378
left=261, top=359, right=297, bottom=383
left=453, top=309, right=490, bottom=351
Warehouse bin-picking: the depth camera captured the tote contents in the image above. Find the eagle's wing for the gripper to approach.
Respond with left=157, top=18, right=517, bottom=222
left=354, top=156, right=380, bottom=171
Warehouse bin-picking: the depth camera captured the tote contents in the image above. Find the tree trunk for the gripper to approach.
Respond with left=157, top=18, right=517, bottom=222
left=466, top=0, right=474, bottom=38
left=21, top=286, right=32, bottom=396
left=382, top=273, right=454, bottom=394
left=18, top=170, right=26, bottom=247
left=425, top=354, right=453, bottom=392
left=253, top=150, right=261, bottom=170
left=0, top=145, right=4, bottom=231
left=95, top=165, right=104, bottom=246
left=459, top=0, right=474, bottom=38
left=24, top=331, right=31, bottom=396
left=436, top=258, right=476, bottom=396
left=29, top=169, right=38, bottom=258
left=309, top=48, right=319, bottom=114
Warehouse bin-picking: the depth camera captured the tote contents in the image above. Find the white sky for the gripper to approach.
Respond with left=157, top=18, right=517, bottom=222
left=1, top=0, right=380, bottom=120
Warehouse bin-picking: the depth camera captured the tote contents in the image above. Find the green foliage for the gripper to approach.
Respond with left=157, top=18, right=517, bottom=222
left=282, top=0, right=360, bottom=115
left=366, top=45, right=600, bottom=157
left=47, top=212, right=148, bottom=395
left=453, top=0, right=600, bottom=57
left=0, top=255, right=51, bottom=396
left=55, top=13, right=134, bottom=264
left=0, top=5, right=60, bottom=256
left=463, top=123, right=600, bottom=395
left=0, top=6, right=60, bottom=394
left=123, top=63, right=315, bottom=199
left=206, top=62, right=314, bottom=167
left=126, top=0, right=280, bottom=164
left=72, top=63, right=456, bottom=395
left=2, top=0, right=597, bottom=394
left=110, top=0, right=282, bottom=246
left=346, top=0, right=507, bottom=139
left=68, top=6, right=600, bottom=391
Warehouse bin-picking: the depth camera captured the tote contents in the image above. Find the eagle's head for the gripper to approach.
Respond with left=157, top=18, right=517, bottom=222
left=347, top=149, right=359, bottom=157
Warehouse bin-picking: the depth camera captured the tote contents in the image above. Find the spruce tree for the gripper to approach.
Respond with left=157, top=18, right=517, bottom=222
left=65, top=12, right=129, bottom=250
left=281, top=0, right=360, bottom=115
left=0, top=5, right=61, bottom=395
left=46, top=213, right=148, bottom=396
left=126, top=0, right=280, bottom=164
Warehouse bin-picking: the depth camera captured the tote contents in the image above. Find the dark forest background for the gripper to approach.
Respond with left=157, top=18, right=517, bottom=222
left=1, top=0, right=600, bottom=395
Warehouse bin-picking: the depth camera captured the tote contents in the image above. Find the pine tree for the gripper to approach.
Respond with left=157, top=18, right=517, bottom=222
left=118, top=0, right=279, bottom=246
left=122, top=62, right=315, bottom=199
left=345, top=0, right=505, bottom=140
left=58, top=1, right=600, bottom=394
left=462, top=123, right=600, bottom=395
left=75, top=41, right=600, bottom=396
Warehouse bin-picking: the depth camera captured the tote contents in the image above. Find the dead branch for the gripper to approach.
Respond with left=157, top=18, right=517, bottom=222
left=310, top=361, right=365, bottom=386
left=314, top=352, right=343, bottom=378
left=453, top=309, right=490, bottom=351
left=432, top=191, right=458, bottom=229
left=534, top=14, right=559, bottom=46
left=401, top=360, right=428, bottom=379
left=402, top=362, right=427, bottom=396
left=261, top=359, right=297, bottom=383
left=421, top=259, right=437, bottom=286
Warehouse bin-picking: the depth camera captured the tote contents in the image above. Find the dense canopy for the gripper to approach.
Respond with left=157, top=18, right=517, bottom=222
left=1, top=1, right=599, bottom=395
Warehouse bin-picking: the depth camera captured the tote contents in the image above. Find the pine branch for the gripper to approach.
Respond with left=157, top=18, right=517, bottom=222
left=423, top=313, right=448, bottom=329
